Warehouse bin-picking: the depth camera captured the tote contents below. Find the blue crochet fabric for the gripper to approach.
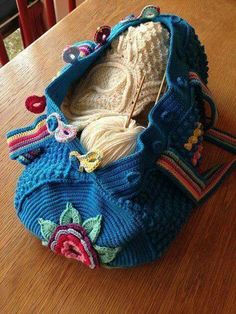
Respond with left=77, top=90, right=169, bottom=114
left=7, top=6, right=236, bottom=269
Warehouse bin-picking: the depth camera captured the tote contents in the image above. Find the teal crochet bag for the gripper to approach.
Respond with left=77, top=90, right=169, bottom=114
left=7, top=6, right=236, bottom=269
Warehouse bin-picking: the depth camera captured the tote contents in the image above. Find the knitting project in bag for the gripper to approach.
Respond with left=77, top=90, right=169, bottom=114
left=7, top=5, right=236, bottom=269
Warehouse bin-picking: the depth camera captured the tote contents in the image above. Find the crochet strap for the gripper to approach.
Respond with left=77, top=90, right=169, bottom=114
left=205, top=127, right=236, bottom=154
left=157, top=127, right=236, bottom=203
left=189, top=72, right=218, bottom=130
left=7, top=115, right=51, bottom=165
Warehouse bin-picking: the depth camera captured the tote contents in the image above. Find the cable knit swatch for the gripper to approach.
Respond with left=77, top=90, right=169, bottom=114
left=61, top=22, right=169, bottom=130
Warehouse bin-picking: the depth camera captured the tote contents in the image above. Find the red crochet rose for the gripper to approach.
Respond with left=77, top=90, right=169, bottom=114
left=38, top=203, right=120, bottom=269
left=48, top=224, right=99, bottom=269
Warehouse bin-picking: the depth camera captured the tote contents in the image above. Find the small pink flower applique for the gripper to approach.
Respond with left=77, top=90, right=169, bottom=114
left=38, top=203, right=120, bottom=269
left=46, top=113, right=77, bottom=143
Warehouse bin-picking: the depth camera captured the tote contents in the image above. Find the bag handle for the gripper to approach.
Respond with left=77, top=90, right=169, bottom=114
left=157, top=126, right=235, bottom=203
left=189, top=72, right=219, bottom=130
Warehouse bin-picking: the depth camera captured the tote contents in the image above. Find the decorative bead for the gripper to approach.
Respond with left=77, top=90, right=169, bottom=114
left=189, top=136, right=198, bottom=144
left=46, top=113, right=77, bottom=143
left=25, top=95, right=46, bottom=114
left=70, top=150, right=103, bottom=173
left=191, top=157, right=198, bottom=166
left=138, top=5, right=160, bottom=19
left=62, top=46, right=80, bottom=64
left=193, top=128, right=202, bottom=137
left=195, top=151, right=201, bottom=160
left=63, top=42, right=96, bottom=64
left=94, top=25, right=111, bottom=45
left=198, top=144, right=203, bottom=152
left=77, top=43, right=94, bottom=57
left=54, top=123, right=77, bottom=143
left=184, top=143, right=192, bottom=151
left=47, top=115, right=59, bottom=132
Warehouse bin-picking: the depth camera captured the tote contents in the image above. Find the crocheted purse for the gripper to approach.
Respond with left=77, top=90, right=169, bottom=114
left=7, top=5, right=236, bottom=269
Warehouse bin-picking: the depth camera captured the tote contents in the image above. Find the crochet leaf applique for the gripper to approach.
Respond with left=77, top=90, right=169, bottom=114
left=82, top=215, right=102, bottom=243
left=38, top=219, right=57, bottom=243
left=38, top=202, right=120, bottom=268
left=93, top=245, right=121, bottom=264
left=59, top=202, right=82, bottom=225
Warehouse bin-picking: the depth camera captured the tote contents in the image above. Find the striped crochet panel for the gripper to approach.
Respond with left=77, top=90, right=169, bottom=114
left=16, top=148, right=43, bottom=165
left=206, top=128, right=236, bottom=154
left=6, top=115, right=51, bottom=164
left=189, top=71, right=213, bottom=98
left=157, top=148, right=236, bottom=203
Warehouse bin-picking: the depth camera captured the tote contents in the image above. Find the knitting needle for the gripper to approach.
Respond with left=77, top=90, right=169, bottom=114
left=155, top=70, right=166, bottom=103
left=125, top=74, right=146, bottom=128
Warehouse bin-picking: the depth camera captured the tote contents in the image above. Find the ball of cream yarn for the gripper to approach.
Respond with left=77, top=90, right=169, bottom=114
left=80, top=115, right=145, bottom=167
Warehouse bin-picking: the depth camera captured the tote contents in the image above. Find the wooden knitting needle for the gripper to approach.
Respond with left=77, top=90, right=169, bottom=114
left=155, top=70, right=166, bottom=103
left=125, top=74, right=146, bottom=128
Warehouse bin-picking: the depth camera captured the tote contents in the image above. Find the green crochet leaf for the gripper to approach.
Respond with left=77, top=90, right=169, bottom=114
left=82, top=215, right=102, bottom=243
left=94, top=245, right=121, bottom=264
left=38, top=218, right=57, bottom=242
left=59, top=202, right=82, bottom=225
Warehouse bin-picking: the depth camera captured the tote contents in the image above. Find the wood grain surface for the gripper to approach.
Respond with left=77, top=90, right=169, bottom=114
left=0, top=1, right=235, bottom=313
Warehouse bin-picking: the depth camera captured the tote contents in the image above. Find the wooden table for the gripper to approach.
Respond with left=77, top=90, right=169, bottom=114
left=0, top=0, right=235, bottom=313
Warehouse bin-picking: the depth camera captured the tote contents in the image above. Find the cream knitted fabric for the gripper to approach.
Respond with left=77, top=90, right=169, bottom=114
left=61, top=22, right=169, bottom=130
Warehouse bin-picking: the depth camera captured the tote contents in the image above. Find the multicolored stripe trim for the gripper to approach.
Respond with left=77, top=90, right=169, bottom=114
left=7, top=115, right=52, bottom=163
left=189, top=71, right=218, bottom=129
left=157, top=149, right=235, bottom=203
left=205, top=128, right=236, bottom=154
left=189, top=72, right=212, bottom=97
